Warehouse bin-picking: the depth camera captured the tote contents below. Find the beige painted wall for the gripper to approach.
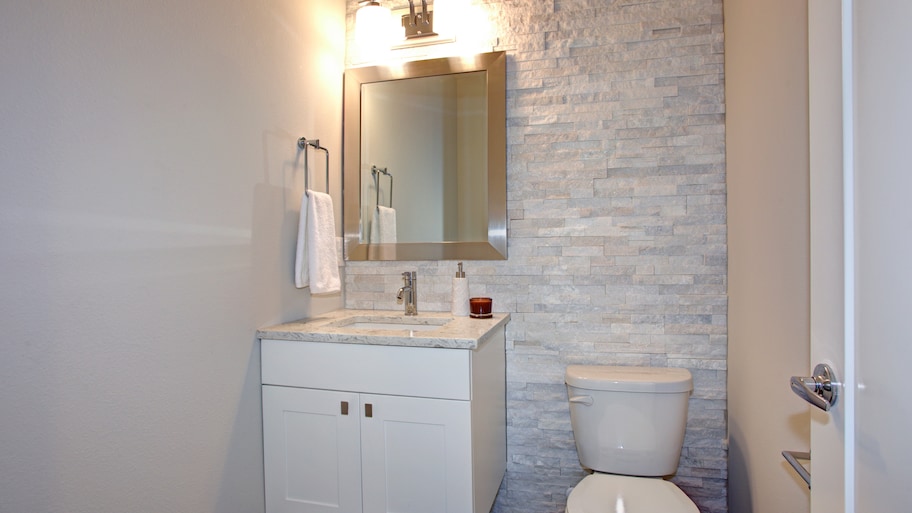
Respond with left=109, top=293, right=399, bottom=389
left=0, top=1, right=344, bottom=511
left=725, top=0, right=812, bottom=511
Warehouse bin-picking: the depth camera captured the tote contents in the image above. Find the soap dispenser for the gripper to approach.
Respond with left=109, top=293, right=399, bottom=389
left=451, top=262, right=469, bottom=317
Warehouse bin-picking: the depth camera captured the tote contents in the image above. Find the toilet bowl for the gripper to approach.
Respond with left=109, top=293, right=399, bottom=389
left=566, top=474, right=698, bottom=513
left=565, top=365, right=698, bottom=513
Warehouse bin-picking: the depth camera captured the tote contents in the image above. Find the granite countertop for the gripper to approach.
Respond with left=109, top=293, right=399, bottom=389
left=257, top=309, right=510, bottom=350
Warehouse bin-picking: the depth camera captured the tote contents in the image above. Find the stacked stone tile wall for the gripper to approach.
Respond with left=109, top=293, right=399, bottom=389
left=344, top=1, right=727, bottom=511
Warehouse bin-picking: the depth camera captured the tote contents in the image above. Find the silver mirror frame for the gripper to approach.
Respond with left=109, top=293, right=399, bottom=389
left=343, top=51, right=507, bottom=261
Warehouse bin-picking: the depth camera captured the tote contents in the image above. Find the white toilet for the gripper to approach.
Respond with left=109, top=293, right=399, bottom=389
left=564, top=365, right=699, bottom=513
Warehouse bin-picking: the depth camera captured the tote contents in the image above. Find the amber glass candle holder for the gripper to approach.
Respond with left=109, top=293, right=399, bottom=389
left=469, top=297, right=492, bottom=318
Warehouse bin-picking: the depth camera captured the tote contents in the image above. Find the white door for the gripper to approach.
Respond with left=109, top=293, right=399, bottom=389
left=808, top=0, right=912, bottom=511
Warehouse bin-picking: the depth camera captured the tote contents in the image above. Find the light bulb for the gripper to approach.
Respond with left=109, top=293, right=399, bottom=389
left=355, top=2, right=392, bottom=46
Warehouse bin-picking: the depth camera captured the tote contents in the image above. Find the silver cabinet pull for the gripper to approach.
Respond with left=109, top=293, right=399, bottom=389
left=790, top=363, right=839, bottom=411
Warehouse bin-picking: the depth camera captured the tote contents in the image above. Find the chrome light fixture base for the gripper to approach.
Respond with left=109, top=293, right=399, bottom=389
left=402, top=0, right=437, bottom=39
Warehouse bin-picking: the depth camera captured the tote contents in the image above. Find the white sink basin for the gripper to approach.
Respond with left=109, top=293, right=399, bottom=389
left=328, top=316, right=451, bottom=332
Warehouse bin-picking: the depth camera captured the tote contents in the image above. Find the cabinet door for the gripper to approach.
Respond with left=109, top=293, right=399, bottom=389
left=360, top=394, right=472, bottom=513
left=262, top=386, right=362, bottom=513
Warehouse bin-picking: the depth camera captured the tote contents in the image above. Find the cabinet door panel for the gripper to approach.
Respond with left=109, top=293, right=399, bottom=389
left=263, top=386, right=362, bottom=513
left=360, top=394, right=472, bottom=513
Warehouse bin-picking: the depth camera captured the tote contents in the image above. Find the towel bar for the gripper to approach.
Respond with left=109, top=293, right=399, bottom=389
left=371, top=165, right=393, bottom=208
left=782, top=450, right=811, bottom=488
left=298, top=137, right=329, bottom=196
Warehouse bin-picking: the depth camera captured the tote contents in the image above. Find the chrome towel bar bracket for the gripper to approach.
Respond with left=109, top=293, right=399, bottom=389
left=371, top=165, right=393, bottom=208
left=298, top=137, right=329, bottom=196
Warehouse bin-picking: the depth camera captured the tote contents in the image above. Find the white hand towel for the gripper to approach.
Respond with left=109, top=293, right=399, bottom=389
left=369, top=205, right=397, bottom=243
left=305, top=191, right=341, bottom=294
left=294, top=192, right=310, bottom=288
left=294, top=190, right=341, bottom=294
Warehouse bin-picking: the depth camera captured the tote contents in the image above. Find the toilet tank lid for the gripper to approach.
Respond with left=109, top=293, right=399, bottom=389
left=565, top=365, right=693, bottom=393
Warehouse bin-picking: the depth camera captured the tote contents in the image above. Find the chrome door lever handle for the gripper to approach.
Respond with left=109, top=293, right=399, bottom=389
left=790, top=363, right=839, bottom=411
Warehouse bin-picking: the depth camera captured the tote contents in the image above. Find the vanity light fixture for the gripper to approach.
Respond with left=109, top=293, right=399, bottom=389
left=355, top=1, right=392, bottom=46
left=355, top=0, right=470, bottom=61
left=403, top=0, right=437, bottom=39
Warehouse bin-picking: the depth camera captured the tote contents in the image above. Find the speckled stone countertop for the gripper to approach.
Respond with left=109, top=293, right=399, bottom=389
left=257, top=309, right=510, bottom=350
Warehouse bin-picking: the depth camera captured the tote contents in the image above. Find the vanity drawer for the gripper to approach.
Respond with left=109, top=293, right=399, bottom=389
left=261, top=339, right=472, bottom=400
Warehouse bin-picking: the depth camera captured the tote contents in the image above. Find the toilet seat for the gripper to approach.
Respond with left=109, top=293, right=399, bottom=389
left=566, top=474, right=698, bottom=513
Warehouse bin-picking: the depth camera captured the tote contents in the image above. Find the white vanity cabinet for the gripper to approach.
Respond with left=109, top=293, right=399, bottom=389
left=260, top=324, right=506, bottom=513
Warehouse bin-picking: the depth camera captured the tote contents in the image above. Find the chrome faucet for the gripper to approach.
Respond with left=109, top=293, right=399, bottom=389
left=396, top=271, right=418, bottom=316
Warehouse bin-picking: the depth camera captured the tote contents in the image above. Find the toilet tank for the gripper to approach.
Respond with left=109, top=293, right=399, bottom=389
left=565, top=365, right=693, bottom=477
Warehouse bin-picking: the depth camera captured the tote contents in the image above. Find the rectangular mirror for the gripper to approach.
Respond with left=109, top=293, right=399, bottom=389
left=343, top=51, right=506, bottom=260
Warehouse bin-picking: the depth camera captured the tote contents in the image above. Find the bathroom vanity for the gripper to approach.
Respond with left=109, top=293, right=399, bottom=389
left=257, top=310, right=509, bottom=513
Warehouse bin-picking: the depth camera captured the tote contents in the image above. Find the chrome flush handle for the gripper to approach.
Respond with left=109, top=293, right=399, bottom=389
left=568, top=395, right=593, bottom=406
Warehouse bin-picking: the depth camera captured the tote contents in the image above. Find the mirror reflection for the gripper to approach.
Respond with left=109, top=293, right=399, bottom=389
left=343, top=51, right=507, bottom=261
left=360, top=71, right=488, bottom=244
